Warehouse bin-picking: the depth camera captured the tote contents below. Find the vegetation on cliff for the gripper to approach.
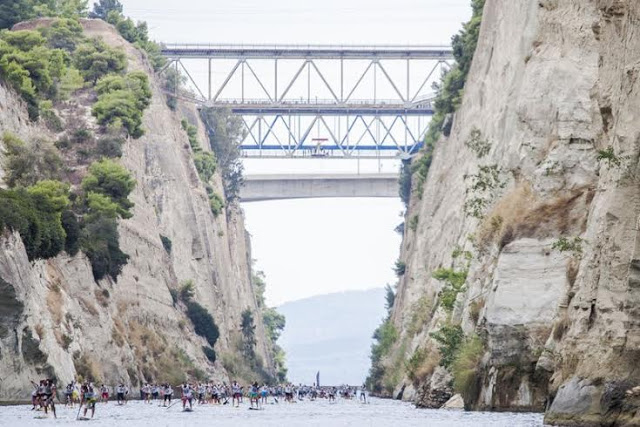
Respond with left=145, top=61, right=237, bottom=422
left=0, top=15, right=150, bottom=281
left=0, top=0, right=88, bottom=30
left=253, top=270, right=288, bottom=383
left=366, top=284, right=399, bottom=394
left=179, top=118, right=226, bottom=217
left=410, top=0, right=485, bottom=196
left=201, top=108, right=245, bottom=203
left=369, top=0, right=486, bottom=398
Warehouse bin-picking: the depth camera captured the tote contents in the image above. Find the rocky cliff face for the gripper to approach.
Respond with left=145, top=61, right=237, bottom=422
left=385, top=1, right=640, bottom=425
left=0, top=19, right=273, bottom=399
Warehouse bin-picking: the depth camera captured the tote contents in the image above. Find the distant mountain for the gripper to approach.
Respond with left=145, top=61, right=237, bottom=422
left=277, top=288, right=387, bottom=386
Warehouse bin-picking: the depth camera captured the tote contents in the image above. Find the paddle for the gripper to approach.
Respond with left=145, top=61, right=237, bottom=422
left=75, top=401, right=83, bottom=420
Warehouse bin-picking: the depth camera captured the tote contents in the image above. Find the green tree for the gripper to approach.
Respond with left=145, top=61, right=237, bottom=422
left=252, top=271, right=267, bottom=308
left=73, top=38, right=126, bottom=84
left=0, top=30, right=69, bottom=118
left=186, top=301, right=220, bottom=347
left=200, top=108, right=245, bottom=202
left=92, top=91, right=144, bottom=138
left=85, top=192, right=120, bottom=220
left=181, top=119, right=201, bottom=151
left=80, top=215, right=129, bottom=281
left=1, top=133, right=62, bottom=187
left=27, top=180, right=70, bottom=211
left=162, top=67, right=186, bottom=110
left=393, top=260, right=406, bottom=277
left=0, top=0, right=87, bottom=30
left=0, top=186, right=68, bottom=260
left=193, top=152, right=217, bottom=183
left=55, top=0, right=89, bottom=18
left=263, top=308, right=285, bottom=343
left=80, top=160, right=134, bottom=281
left=92, top=72, right=151, bottom=138
left=241, top=308, right=257, bottom=359
left=96, top=72, right=152, bottom=110
left=398, top=159, right=412, bottom=208
left=432, top=267, right=468, bottom=312
left=208, top=190, right=224, bottom=217
left=1, top=30, right=46, bottom=51
left=0, top=0, right=38, bottom=30
left=39, top=17, right=83, bottom=51
left=384, top=284, right=395, bottom=313
left=102, top=8, right=165, bottom=71
left=61, top=209, right=80, bottom=256
left=82, top=159, right=136, bottom=218
left=89, top=0, right=123, bottom=20
left=430, top=324, right=464, bottom=369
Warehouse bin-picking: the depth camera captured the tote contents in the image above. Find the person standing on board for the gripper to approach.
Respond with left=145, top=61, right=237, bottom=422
left=100, top=384, right=109, bottom=403
left=163, top=383, right=173, bottom=406
left=80, top=383, right=97, bottom=419
left=181, top=383, right=194, bottom=411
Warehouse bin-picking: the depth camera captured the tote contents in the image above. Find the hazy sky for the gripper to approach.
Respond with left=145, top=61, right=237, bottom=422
left=116, top=0, right=470, bottom=45
left=113, top=0, right=471, bottom=305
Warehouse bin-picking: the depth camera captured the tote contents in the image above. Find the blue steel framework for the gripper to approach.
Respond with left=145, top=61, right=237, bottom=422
left=160, top=44, right=453, bottom=159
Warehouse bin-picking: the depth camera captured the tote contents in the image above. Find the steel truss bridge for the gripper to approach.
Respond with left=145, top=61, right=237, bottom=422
left=160, top=44, right=453, bottom=159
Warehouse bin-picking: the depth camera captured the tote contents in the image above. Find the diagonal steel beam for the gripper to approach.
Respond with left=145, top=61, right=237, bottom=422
left=297, top=115, right=320, bottom=148
left=318, top=116, right=346, bottom=156
left=410, top=60, right=442, bottom=103
left=276, top=115, right=300, bottom=154
left=399, top=115, right=419, bottom=145
left=351, top=116, right=377, bottom=149
left=378, top=116, right=402, bottom=147
left=213, top=59, right=242, bottom=102
left=361, top=116, right=379, bottom=147
left=244, top=60, right=273, bottom=102
left=178, top=60, right=206, bottom=101
left=260, top=116, right=287, bottom=150
left=157, top=59, right=176, bottom=76
left=341, top=115, right=360, bottom=148
left=278, top=60, right=309, bottom=103
left=241, top=117, right=260, bottom=146
left=344, top=61, right=374, bottom=102
left=309, top=60, right=340, bottom=102
left=377, top=61, right=406, bottom=102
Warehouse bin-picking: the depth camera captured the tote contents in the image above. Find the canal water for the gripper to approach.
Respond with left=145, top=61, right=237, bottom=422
left=1, top=397, right=546, bottom=426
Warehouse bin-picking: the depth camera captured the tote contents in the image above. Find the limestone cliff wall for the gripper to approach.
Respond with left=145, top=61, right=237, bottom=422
left=0, top=19, right=272, bottom=399
left=386, top=1, right=640, bottom=425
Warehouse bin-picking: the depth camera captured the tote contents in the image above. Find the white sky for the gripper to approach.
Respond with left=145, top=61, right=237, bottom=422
left=114, top=0, right=471, bottom=305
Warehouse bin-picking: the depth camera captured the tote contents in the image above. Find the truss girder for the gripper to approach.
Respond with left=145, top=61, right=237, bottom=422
left=161, top=55, right=450, bottom=112
left=237, top=113, right=428, bottom=159
left=160, top=45, right=450, bottom=159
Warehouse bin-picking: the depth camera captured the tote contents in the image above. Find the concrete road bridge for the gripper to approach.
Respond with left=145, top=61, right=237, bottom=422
left=161, top=43, right=453, bottom=160
left=239, top=173, right=399, bottom=202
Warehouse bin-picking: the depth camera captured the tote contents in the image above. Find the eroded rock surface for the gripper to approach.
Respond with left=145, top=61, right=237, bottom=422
left=0, top=20, right=272, bottom=399
left=383, top=1, right=640, bottom=424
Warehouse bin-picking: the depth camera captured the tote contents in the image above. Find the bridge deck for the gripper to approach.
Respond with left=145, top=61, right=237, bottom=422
left=220, top=103, right=434, bottom=115
left=241, top=173, right=399, bottom=201
left=244, top=173, right=399, bottom=181
left=161, top=44, right=453, bottom=60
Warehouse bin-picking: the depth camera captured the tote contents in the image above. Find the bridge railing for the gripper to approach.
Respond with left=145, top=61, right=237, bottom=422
left=213, top=98, right=434, bottom=107
left=161, top=43, right=452, bottom=51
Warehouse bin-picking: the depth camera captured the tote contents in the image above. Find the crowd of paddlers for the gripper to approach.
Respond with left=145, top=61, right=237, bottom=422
left=30, top=377, right=368, bottom=419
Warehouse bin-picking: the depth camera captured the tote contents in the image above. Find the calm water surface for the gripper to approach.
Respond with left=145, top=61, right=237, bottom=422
left=0, top=398, right=546, bottom=426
